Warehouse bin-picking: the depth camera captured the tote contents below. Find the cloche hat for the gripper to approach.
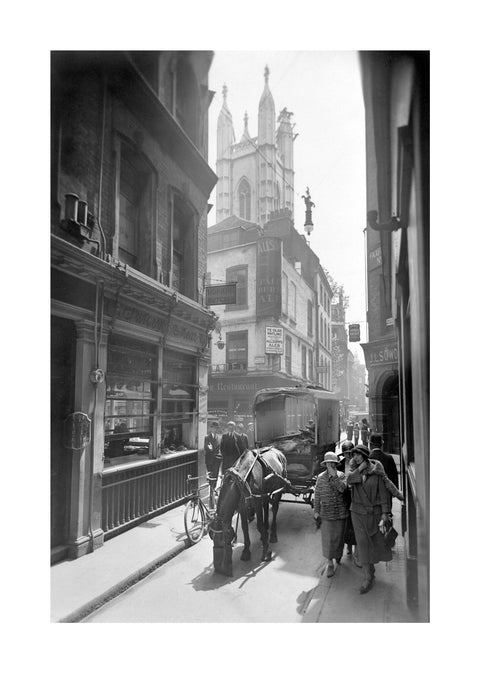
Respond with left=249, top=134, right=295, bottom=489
left=351, top=445, right=370, bottom=459
left=321, top=451, right=339, bottom=466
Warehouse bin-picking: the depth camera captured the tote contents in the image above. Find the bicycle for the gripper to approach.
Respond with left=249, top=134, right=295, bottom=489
left=183, top=475, right=216, bottom=544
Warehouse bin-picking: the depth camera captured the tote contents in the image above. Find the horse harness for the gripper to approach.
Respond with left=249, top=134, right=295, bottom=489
left=225, top=448, right=292, bottom=506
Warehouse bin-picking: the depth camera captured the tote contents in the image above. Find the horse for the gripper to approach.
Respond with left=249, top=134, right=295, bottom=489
left=209, top=446, right=294, bottom=576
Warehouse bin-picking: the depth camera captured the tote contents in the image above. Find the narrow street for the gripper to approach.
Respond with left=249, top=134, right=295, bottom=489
left=83, top=498, right=412, bottom=623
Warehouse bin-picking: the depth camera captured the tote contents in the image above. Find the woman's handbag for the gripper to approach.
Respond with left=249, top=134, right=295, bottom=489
left=383, top=521, right=398, bottom=548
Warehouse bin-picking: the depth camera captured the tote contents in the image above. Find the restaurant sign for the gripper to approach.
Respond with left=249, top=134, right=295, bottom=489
left=206, top=283, right=237, bottom=306
left=265, top=326, right=284, bottom=354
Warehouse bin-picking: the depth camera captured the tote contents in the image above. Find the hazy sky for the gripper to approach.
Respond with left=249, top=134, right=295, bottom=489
left=207, top=51, right=367, bottom=362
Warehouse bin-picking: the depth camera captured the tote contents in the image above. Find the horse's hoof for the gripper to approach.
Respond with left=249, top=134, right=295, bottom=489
left=240, top=550, right=251, bottom=561
left=269, top=534, right=278, bottom=543
left=261, top=551, right=273, bottom=562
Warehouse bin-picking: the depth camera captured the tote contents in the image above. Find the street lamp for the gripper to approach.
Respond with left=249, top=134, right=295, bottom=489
left=302, top=187, right=315, bottom=236
left=216, top=333, right=225, bottom=350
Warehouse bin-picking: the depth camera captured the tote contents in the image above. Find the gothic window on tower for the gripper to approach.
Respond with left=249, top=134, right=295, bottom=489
left=238, top=179, right=251, bottom=220
left=274, top=182, right=280, bottom=211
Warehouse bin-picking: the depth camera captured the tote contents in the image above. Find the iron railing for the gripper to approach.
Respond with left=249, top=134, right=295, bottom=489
left=101, top=451, right=198, bottom=539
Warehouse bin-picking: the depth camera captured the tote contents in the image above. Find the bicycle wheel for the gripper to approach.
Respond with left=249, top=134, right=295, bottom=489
left=184, top=498, right=206, bottom=544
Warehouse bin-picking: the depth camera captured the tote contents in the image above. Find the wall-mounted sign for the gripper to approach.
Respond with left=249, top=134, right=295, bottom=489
left=265, top=326, right=284, bottom=354
left=349, top=324, right=361, bottom=342
left=206, top=283, right=237, bottom=306
left=368, top=247, right=382, bottom=269
left=362, top=341, right=398, bottom=367
left=256, top=237, right=282, bottom=318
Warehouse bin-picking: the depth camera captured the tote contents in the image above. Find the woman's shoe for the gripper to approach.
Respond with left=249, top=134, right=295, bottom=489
left=359, top=577, right=373, bottom=594
left=335, top=557, right=342, bottom=565
left=326, top=563, right=335, bottom=577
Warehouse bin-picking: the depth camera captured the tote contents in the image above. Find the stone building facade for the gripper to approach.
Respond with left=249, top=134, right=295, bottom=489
left=51, top=51, right=217, bottom=562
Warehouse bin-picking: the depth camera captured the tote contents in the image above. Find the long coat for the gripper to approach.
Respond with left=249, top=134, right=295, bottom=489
left=204, top=431, right=221, bottom=479
left=220, top=432, right=243, bottom=471
left=347, top=459, right=392, bottom=564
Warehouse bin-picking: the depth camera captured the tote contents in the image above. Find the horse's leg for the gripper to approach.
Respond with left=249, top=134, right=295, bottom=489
left=269, top=493, right=280, bottom=543
left=263, top=498, right=269, bottom=534
left=256, top=499, right=272, bottom=562
left=240, top=505, right=251, bottom=561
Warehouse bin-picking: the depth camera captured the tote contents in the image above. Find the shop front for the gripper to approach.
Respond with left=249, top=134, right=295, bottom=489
left=361, top=337, right=400, bottom=454
left=51, top=236, right=214, bottom=560
left=207, top=373, right=290, bottom=429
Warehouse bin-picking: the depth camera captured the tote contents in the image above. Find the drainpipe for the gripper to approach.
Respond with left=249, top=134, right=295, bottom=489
left=96, top=67, right=108, bottom=260
left=88, top=278, right=105, bottom=551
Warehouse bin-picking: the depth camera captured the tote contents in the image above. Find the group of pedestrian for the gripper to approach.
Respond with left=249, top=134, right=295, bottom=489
left=203, top=419, right=255, bottom=508
left=346, top=418, right=370, bottom=446
left=313, top=432, right=404, bottom=594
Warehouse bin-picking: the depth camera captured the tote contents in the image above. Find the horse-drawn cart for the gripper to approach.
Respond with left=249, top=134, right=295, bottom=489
left=252, top=386, right=341, bottom=506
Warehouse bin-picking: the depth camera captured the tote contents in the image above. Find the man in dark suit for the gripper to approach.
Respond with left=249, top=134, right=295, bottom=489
left=204, top=420, right=222, bottom=508
left=220, top=421, right=243, bottom=472
left=236, top=422, right=249, bottom=452
left=368, top=433, right=398, bottom=487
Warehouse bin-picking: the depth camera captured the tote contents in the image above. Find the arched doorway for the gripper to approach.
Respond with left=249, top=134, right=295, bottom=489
left=379, top=372, right=400, bottom=455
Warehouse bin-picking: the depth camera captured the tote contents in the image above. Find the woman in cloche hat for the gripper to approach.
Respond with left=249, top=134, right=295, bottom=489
left=347, top=445, right=393, bottom=594
left=313, top=451, right=349, bottom=578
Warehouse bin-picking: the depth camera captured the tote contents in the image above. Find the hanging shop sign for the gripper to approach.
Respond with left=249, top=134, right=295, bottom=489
left=265, top=326, right=284, bottom=354
left=206, top=283, right=237, bottom=306
left=256, top=237, right=282, bottom=318
left=349, top=323, right=361, bottom=342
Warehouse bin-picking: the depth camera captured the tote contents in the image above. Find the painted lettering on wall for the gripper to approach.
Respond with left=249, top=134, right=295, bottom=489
left=368, top=344, right=398, bottom=366
left=256, top=237, right=282, bottom=318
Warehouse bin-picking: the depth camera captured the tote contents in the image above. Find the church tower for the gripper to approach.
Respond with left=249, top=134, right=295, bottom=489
left=215, top=67, right=295, bottom=226
left=216, top=84, right=235, bottom=223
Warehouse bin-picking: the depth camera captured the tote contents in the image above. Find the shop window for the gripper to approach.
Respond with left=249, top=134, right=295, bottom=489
left=118, top=144, right=154, bottom=274
left=161, top=350, right=197, bottom=455
left=226, top=264, right=248, bottom=310
left=104, top=336, right=157, bottom=466
left=226, top=331, right=248, bottom=371
left=238, top=178, right=251, bottom=220
left=301, top=345, right=307, bottom=379
left=307, top=300, right=313, bottom=336
left=285, top=335, right=292, bottom=374
left=171, top=193, right=197, bottom=300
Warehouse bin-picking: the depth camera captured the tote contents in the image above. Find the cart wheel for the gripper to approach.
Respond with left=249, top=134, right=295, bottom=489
left=184, top=499, right=206, bottom=544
